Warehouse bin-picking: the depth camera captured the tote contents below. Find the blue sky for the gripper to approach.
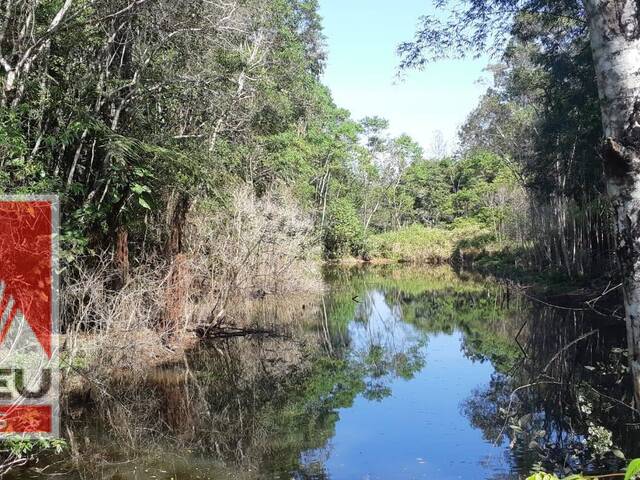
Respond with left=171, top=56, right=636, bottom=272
left=318, top=0, right=491, bottom=154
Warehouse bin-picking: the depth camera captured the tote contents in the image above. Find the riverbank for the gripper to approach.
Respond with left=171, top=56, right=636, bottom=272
left=364, top=223, right=620, bottom=297
left=59, top=215, right=618, bottom=398
left=366, top=222, right=493, bottom=264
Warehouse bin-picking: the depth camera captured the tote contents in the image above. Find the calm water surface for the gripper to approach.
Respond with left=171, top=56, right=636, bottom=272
left=300, top=290, right=512, bottom=479
left=9, top=265, right=636, bottom=480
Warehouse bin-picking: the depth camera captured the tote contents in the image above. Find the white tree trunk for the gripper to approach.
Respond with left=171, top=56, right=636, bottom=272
left=585, top=0, right=640, bottom=404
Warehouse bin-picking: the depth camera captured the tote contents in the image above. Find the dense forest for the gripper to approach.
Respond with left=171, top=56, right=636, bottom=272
left=0, top=0, right=618, bottom=273
left=2, top=0, right=640, bottom=478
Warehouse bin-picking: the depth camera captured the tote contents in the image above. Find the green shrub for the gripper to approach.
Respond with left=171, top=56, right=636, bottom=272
left=323, top=198, right=366, bottom=259
left=525, top=457, right=640, bottom=479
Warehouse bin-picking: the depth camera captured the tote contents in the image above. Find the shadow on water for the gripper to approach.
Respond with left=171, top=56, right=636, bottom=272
left=8, top=265, right=640, bottom=479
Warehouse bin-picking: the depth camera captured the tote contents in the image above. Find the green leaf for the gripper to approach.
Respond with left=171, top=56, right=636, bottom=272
left=613, top=449, right=626, bottom=460
left=625, top=459, right=640, bottom=480
left=526, top=473, right=560, bottom=480
left=138, top=197, right=151, bottom=210
left=519, top=413, right=532, bottom=427
left=131, top=183, right=150, bottom=194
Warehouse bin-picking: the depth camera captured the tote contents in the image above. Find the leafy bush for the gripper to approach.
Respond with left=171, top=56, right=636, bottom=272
left=526, top=458, right=640, bottom=480
left=0, top=438, right=67, bottom=476
left=323, top=198, right=366, bottom=259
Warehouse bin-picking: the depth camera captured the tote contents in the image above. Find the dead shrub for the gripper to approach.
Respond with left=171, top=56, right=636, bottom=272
left=186, top=184, right=323, bottom=327
left=61, top=255, right=181, bottom=382
left=61, top=184, right=324, bottom=396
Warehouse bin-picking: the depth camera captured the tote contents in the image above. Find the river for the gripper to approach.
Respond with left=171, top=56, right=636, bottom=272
left=8, top=265, right=639, bottom=479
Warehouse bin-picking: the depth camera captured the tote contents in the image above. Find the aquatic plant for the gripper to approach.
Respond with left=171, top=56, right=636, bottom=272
left=526, top=458, right=640, bottom=479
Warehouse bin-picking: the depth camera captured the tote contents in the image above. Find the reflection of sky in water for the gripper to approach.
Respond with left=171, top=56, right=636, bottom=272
left=301, top=289, right=516, bottom=480
left=348, top=290, right=424, bottom=361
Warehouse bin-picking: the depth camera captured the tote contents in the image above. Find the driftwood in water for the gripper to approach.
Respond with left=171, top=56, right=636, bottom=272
left=191, top=324, right=280, bottom=340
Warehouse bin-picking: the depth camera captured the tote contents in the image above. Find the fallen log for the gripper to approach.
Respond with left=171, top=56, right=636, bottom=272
left=190, top=324, right=280, bottom=340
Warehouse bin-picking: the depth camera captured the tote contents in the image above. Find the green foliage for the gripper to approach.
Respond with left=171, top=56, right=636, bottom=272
left=2, top=437, right=67, bottom=458
left=359, top=146, right=521, bottom=263
left=526, top=473, right=564, bottom=480
left=398, top=0, right=612, bottom=279
left=524, top=458, right=640, bottom=480
left=2, top=0, right=362, bottom=262
left=626, top=459, right=640, bottom=480
left=364, top=149, right=518, bottom=259
left=402, top=158, right=455, bottom=224
left=1, top=0, right=532, bottom=269
left=368, top=222, right=493, bottom=264
left=368, top=224, right=455, bottom=263
left=323, top=198, right=365, bottom=259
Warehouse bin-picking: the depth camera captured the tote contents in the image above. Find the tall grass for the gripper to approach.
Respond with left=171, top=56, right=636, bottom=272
left=367, top=222, right=492, bottom=264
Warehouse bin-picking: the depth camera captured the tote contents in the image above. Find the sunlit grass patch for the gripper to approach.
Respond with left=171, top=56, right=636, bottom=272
left=368, top=224, right=455, bottom=263
left=367, top=222, right=494, bottom=264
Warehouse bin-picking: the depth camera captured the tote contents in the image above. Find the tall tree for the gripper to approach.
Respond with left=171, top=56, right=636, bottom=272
left=399, top=0, right=640, bottom=404
left=585, top=0, right=640, bottom=402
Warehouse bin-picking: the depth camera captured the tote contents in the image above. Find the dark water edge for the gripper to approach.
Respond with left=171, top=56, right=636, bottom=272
left=7, top=265, right=640, bottom=480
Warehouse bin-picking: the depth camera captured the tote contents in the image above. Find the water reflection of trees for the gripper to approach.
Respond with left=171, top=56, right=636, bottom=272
left=339, top=265, right=640, bottom=475
left=30, top=265, right=640, bottom=479
left=54, top=275, right=431, bottom=479
left=461, top=299, right=637, bottom=475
